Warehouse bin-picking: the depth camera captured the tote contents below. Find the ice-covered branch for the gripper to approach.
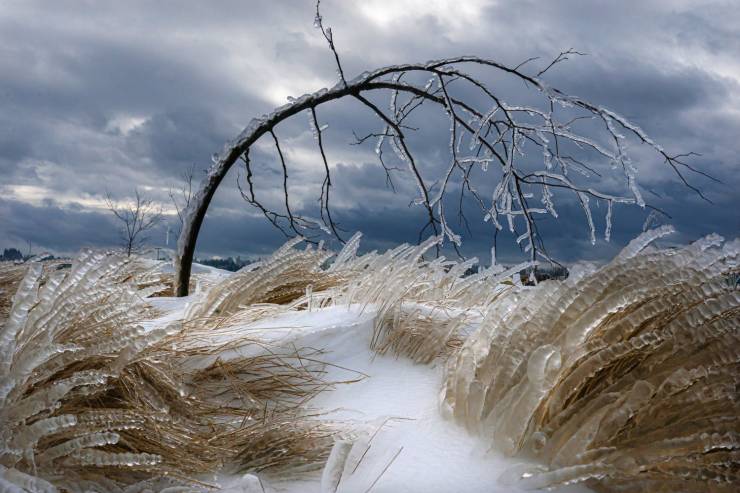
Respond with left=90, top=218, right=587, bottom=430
left=173, top=45, right=710, bottom=295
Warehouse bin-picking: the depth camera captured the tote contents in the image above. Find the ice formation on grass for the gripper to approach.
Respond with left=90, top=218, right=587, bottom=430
left=442, top=228, right=740, bottom=492
left=0, top=228, right=737, bottom=492
left=0, top=262, right=29, bottom=326
left=0, top=252, right=341, bottom=492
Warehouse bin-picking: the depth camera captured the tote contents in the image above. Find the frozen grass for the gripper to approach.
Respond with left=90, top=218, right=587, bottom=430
left=0, top=262, right=27, bottom=325
left=0, top=230, right=737, bottom=492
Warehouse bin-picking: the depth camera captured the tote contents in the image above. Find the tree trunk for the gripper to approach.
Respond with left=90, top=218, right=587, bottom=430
left=174, top=166, right=227, bottom=296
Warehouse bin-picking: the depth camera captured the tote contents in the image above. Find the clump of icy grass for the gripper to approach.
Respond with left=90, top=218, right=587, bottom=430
left=0, top=251, right=338, bottom=492
left=0, top=262, right=29, bottom=325
left=442, top=227, right=740, bottom=492
left=0, top=229, right=738, bottom=492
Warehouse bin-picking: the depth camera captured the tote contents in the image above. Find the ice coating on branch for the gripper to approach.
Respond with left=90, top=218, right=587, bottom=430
left=175, top=54, right=707, bottom=280
left=374, top=130, right=386, bottom=155
left=578, top=192, right=596, bottom=245
left=306, top=109, right=329, bottom=140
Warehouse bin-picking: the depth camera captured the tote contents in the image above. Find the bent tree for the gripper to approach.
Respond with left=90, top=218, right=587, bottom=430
left=173, top=5, right=708, bottom=296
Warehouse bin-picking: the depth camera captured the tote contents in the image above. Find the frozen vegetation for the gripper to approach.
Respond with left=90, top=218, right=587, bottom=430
left=0, top=228, right=738, bottom=492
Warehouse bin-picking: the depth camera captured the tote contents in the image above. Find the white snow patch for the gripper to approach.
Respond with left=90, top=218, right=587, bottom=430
left=148, top=295, right=591, bottom=493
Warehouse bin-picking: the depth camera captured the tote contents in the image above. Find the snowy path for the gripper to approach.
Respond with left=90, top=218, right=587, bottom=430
left=148, top=299, right=591, bottom=493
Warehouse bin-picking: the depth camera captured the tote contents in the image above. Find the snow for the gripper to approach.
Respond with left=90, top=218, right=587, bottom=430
left=147, top=297, right=593, bottom=493
left=156, top=260, right=234, bottom=277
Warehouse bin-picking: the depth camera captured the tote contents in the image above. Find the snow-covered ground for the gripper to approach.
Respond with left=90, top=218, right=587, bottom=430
left=149, top=299, right=591, bottom=493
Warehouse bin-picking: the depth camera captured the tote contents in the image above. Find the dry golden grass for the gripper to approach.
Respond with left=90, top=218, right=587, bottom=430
left=0, top=262, right=27, bottom=325
left=443, top=230, right=740, bottom=492
left=371, top=305, right=468, bottom=364
left=2, top=231, right=738, bottom=492
left=0, top=250, right=343, bottom=491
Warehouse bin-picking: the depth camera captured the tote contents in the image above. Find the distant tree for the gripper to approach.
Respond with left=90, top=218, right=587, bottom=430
left=196, top=255, right=252, bottom=272
left=1, top=248, right=23, bottom=262
left=168, top=163, right=196, bottom=236
left=172, top=1, right=711, bottom=296
left=106, top=189, right=163, bottom=257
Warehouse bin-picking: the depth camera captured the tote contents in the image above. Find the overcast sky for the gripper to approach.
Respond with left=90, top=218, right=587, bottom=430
left=1, top=0, right=738, bottom=263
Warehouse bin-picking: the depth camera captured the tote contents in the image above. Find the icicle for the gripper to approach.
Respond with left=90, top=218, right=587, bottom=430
left=374, top=129, right=387, bottom=155
left=541, top=185, right=557, bottom=218
left=578, top=192, right=596, bottom=245
left=625, top=162, right=645, bottom=207
left=38, top=433, right=120, bottom=464
left=604, top=199, right=613, bottom=242
left=64, top=450, right=161, bottom=468
left=320, top=440, right=353, bottom=493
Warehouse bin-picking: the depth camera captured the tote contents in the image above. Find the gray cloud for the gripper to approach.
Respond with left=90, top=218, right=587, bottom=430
left=1, top=0, right=738, bottom=262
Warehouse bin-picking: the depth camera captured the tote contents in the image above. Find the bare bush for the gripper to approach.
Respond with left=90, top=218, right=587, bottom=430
left=106, top=189, right=162, bottom=257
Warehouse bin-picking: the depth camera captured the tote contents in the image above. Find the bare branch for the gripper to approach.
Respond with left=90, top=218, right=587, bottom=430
left=169, top=163, right=195, bottom=235
left=537, top=48, right=587, bottom=77
left=106, top=189, right=162, bottom=257
left=310, top=107, right=344, bottom=242
left=314, top=0, right=346, bottom=86
left=270, top=129, right=303, bottom=237
left=236, top=150, right=292, bottom=237
left=172, top=37, right=713, bottom=295
left=353, top=92, right=440, bottom=251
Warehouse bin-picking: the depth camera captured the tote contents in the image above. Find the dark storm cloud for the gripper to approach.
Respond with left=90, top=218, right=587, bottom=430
left=0, top=0, right=738, bottom=262
left=125, top=107, right=236, bottom=177
left=0, top=198, right=119, bottom=252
